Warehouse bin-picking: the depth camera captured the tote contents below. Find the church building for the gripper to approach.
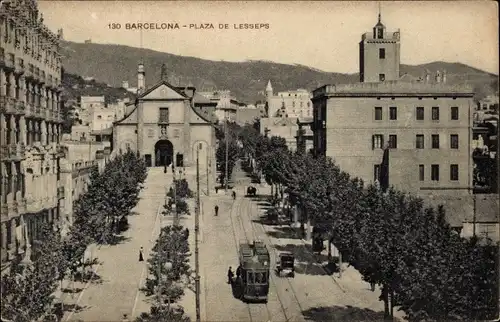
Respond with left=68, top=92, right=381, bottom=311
left=113, top=64, right=218, bottom=173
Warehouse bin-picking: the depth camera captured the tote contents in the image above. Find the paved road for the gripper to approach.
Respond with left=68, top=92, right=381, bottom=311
left=201, top=162, right=406, bottom=321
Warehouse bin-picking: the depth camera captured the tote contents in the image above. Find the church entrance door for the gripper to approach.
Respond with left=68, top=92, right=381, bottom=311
left=155, top=140, right=174, bottom=167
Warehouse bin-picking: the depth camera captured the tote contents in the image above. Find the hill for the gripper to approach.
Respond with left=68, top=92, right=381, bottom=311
left=60, top=40, right=498, bottom=103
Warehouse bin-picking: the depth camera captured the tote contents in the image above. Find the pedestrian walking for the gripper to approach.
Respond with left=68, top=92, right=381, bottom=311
left=232, top=191, right=236, bottom=200
left=227, top=266, right=234, bottom=284
left=370, top=281, right=375, bottom=292
left=214, top=205, right=219, bottom=216
left=215, top=186, right=219, bottom=194
left=139, top=247, right=144, bottom=262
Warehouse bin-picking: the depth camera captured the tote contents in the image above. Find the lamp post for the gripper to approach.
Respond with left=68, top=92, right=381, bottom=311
left=157, top=259, right=173, bottom=307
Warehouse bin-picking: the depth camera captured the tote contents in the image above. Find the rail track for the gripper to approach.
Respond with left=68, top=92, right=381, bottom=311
left=228, top=188, right=306, bottom=322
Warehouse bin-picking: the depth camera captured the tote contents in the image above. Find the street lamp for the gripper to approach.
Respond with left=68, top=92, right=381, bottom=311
left=157, top=260, right=173, bottom=307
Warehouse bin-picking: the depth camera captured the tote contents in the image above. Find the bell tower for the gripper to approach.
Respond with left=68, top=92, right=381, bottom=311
left=359, top=6, right=400, bottom=83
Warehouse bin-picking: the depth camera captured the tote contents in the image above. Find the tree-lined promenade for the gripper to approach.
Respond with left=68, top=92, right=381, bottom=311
left=1, top=150, right=147, bottom=322
left=221, top=120, right=498, bottom=321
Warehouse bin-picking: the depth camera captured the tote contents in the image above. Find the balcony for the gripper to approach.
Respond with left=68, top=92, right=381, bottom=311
left=5, top=53, right=15, bottom=70
left=0, top=96, right=16, bottom=114
left=0, top=47, right=5, bottom=68
left=15, top=58, right=25, bottom=74
left=57, top=186, right=65, bottom=199
left=25, top=64, right=34, bottom=80
left=15, top=100, right=25, bottom=115
left=24, top=103, right=34, bottom=117
left=0, top=145, right=8, bottom=161
left=9, top=143, right=26, bottom=160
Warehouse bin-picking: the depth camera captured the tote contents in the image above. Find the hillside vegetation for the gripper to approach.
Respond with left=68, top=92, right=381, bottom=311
left=60, top=41, right=498, bottom=104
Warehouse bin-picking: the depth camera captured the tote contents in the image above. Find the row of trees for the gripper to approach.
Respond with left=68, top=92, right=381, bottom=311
left=240, top=132, right=498, bottom=321
left=138, top=179, right=194, bottom=322
left=1, top=150, right=148, bottom=321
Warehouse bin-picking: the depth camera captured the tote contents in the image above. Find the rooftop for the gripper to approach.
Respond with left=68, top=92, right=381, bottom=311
left=313, top=81, right=474, bottom=98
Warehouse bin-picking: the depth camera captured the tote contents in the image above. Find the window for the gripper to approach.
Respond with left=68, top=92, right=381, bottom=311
left=416, top=135, right=424, bottom=149
left=372, top=134, right=384, bottom=149
left=125, top=143, right=131, bottom=150
left=374, top=164, right=381, bottom=182
left=431, top=134, right=439, bottom=149
left=389, top=107, right=397, bottom=120
left=159, top=107, right=169, bottom=123
left=388, top=135, right=397, bottom=149
left=450, top=134, right=459, bottom=149
left=431, top=164, right=440, bottom=181
left=97, top=115, right=102, bottom=120
left=451, top=106, right=459, bottom=120
left=431, top=107, right=440, bottom=120
left=374, top=107, right=382, bottom=120
left=419, top=165, right=425, bottom=181
left=416, top=107, right=424, bottom=120
left=377, top=28, right=384, bottom=39
left=379, top=74, right=385, bottom=82
left=450, top=164, right=459, bottom=181
left=379, top=48, right=386, bottom=59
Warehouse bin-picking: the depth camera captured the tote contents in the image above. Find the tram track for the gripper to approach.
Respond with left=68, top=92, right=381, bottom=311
left=247, top=192, right=375, bottom=321
left=232, top=187, right=310, bottom=322
left=227, top=193, right=274, bottom=322
left=242, top=197, right=307, bottom=322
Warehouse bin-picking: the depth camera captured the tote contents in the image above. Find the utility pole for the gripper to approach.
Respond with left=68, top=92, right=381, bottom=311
left=224, top=110, right=229, bottom=192
left=206, top=153, right=210, bottom=196
left=195, top=147, right=201, bottom=322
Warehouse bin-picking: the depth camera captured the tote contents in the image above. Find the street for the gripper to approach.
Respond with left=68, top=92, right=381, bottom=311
left=59, top=164, right=405, bottom=321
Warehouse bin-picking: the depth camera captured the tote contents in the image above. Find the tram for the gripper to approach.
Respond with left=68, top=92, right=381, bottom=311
left=235, top=240, right=270, bottom=303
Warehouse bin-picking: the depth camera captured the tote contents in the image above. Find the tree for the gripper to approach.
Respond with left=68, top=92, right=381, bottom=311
left=135, top=305, right=191, bottom=322
left=142, top=225, right=192, bottom=303
left=167, top=179, right=194, bottom=199
left=1, top=222, right=64, bottom=321
left=216, top=139, right=240, bottom=184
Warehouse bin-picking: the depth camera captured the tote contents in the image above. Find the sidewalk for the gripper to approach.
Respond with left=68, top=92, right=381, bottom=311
left=60, top=168, right=171, bottom=321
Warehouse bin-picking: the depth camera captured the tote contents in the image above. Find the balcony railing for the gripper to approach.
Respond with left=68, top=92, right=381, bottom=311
left=15, top=58, right=24, bottom=74
left=15, top=100, right=25, bottom=114
left=57, top=186, right=65, bottom=199
left=0, top=145, right=9, bottom=160
left=5, top=53, right=15, bottom=69
left=9, top=143, right=26, bottom=160
left=1, top=96, right=16, bottom=114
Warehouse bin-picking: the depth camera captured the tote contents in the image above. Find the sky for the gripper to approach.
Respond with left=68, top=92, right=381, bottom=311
left=39, top=1, right=499, bottom=75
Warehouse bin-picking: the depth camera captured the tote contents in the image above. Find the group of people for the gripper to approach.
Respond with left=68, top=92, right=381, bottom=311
left=227, top=265, right=242, bottom=284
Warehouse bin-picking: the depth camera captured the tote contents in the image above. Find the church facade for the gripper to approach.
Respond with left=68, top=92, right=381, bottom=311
left=113, top=64, right=218, bottom=175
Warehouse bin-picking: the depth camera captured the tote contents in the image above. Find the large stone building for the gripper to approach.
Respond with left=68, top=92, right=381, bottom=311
left=265, top=81, right=313, bottom=118
left=113, top=64, right=217, bottom=177
left=0, top=0, right=64, bottom=266
left=312, top=14, right=475, bottom=225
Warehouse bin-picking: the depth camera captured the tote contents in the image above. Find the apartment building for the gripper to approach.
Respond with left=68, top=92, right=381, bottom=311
left=0, top=0, right=64, bottom=265
left=265, top=81, right=313, bottom=118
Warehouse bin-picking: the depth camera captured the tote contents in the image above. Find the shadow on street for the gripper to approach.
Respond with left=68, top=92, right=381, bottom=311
left=302, top=305, right=401, bottom=322
left=266, top=226, right=303, bottom=239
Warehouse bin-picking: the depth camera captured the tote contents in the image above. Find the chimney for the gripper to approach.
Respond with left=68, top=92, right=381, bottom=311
left=436, top=70, right=441, bottom=83
left=442, top=70, right=447, bottom=83
left=137, top=63, right=145, bottom=93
